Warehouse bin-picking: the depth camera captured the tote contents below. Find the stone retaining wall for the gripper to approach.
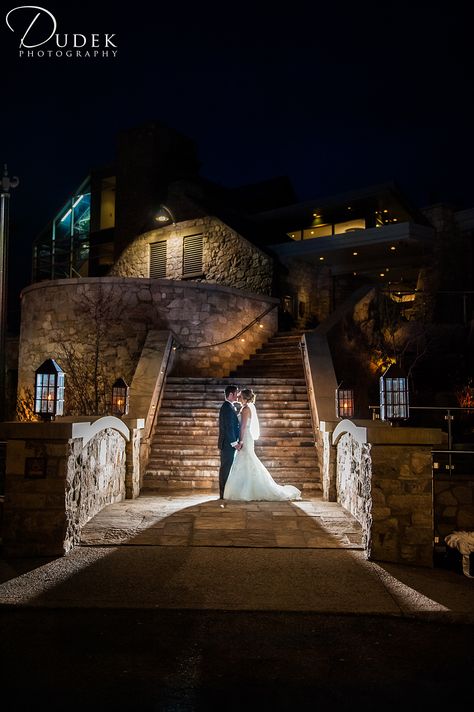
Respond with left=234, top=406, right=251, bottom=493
left=18, top=278, right=279, bottom=405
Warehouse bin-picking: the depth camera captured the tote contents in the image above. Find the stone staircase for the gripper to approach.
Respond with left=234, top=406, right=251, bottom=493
left=230, top=330, right=305, bottom=379
left=143, top=330, right=321, bottom=494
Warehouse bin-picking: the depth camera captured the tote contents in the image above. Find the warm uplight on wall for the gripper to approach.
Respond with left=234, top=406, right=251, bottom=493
left=380, top=273, right=385, bottom=277
left=353, top=251, right=358, bottom=256
left=319, top=256, right=324, bottom=261
left=390, top=246, right=396, bottom=251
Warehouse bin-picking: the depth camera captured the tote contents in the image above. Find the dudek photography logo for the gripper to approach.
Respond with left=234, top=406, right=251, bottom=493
left=5, top=5, right=118, bottom=59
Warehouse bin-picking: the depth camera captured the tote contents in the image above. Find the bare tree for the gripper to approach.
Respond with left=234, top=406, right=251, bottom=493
left=53, top=285, right=125, bottom=416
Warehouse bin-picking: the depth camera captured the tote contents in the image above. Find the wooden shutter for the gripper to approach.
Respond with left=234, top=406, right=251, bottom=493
left=149, top=240, right=167, bottom=278
left=183, top=234, right=203, bottom=277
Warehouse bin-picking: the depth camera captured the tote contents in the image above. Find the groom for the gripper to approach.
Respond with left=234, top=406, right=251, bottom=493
left=218, top=384, right=242, bottom=499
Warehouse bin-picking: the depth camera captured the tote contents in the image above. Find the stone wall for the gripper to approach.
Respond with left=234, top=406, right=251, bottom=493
left=18, top=278, right=279, bottom=406
left=369, top=442, right=434, bottom=566
left=336, top=432, right=372, bottom=550
left=434, top=475, right=474, bottom=543
left=110, top=216, right=273, bottom=295
left=331, top=421, right=444, bottom=567
left=275, top=257, right=332, bottom=327
left=0, top=418, right=129, bottom=556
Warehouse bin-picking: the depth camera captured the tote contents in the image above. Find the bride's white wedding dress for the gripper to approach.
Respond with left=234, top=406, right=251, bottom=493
left=224, top=403, right=301, bottom=501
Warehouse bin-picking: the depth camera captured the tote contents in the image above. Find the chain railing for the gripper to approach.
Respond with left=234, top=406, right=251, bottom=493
left=171, top=303, right=278, bottom=350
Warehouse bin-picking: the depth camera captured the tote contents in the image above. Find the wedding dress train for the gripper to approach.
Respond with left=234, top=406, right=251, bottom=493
left=224, top=403, right=301, bottom=501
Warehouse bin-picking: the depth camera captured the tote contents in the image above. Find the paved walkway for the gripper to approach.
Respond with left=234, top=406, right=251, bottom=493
left=0, top=490, right=473, bottom=620
left=79, top=491, right=365, bottom=549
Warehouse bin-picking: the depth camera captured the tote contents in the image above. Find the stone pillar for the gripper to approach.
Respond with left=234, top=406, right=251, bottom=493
left=123, top=421, right=144, bottom=499
left=0, top=417, right=130, bottom=556
left=317, top=423, right=337, bottom=501
left=332, top=420, right=446, bottom=567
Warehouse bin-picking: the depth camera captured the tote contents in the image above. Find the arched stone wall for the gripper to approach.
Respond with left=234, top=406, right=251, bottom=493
left=18, top=277, right=279, bottom=400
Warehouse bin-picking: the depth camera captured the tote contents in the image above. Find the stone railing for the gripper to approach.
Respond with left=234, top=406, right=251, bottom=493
left=0, top=416, right=143, bottom=557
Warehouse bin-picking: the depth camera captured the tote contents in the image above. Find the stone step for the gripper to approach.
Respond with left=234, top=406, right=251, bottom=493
left=166, top=376, right=306, bottom=385
left=163, top=386, right=309, bottom=396
left=158, top=407, right=310, bottom=418
left=155, top=418, right=312, bottom=429
left=230, top=372, right=305, bottom=379
left=143, top=467, right=320, bottom=480
left=143, top=470, right=320, bottom=486
left=160, top=397, right=310, bottom=408
left=153, top=429, right=315, bottom=440
left=147, top=457, right=319, bottom=470
left=244, top=349, right=303, bottom=358
left=160, top=399, right=310, bottom=408
left=235, top=361, right=304, bottom=370
left=150, top=445, right=316, bottom=456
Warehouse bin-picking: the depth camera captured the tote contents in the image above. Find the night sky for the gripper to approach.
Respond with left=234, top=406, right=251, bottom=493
left=2, top=1, right=474, bottom=326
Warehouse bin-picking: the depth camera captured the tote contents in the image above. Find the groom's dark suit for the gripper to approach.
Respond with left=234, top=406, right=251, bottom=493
left=218, top=399, right=240, bottom=498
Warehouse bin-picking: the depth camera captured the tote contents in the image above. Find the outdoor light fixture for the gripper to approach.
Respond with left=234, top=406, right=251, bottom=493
left=154, top=204, right=176, bottom=225
left=111, top=378, right=129, bottom=417
left=335, top=383, right=355, bottom=419
left=379, top=363, right=409, bottom=422
left=34, top=358, right=65, bottom=421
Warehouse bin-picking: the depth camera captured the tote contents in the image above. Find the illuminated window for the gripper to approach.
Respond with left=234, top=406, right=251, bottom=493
left=334, top=219, right=366, bottom=234
left=33, top=178, right=91, bottom=281
left=303, top=224, right=332, bottom=239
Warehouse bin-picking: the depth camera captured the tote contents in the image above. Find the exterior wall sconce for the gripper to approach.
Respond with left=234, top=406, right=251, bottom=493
left=154, top=204, right=176, bottom=225
left=34, top=358, right=65, bottom=421
left=111, top=378, right=129, bottom=416
left=335, top=383, right=355, bottom=419
left=379, top=363, right=409, bottom=422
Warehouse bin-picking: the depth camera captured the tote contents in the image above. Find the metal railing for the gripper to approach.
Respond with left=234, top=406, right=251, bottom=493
left=369, top=404, right=474, bottom=474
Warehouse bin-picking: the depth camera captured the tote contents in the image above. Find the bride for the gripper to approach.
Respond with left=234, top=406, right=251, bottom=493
left=223, top=388, right=301, bottom=501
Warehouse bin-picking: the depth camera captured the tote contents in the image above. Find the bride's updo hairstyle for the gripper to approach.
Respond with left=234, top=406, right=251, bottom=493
left=240, top=388, right=256, bottom=403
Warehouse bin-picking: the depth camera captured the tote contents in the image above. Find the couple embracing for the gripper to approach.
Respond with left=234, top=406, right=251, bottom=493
left=218, top=384, right=301, bottom=502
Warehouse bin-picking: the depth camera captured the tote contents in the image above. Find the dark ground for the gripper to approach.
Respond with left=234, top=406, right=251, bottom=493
left=1, top=608, right=473, bottom=711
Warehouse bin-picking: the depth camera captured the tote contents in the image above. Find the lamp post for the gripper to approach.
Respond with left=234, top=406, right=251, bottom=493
left=0, top=165, right=19, bottom=422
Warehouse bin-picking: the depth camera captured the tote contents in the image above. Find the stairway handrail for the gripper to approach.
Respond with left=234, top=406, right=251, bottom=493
left=143, top=334, right=177, bottom=444
left=171, top=303, right=279, bottom=350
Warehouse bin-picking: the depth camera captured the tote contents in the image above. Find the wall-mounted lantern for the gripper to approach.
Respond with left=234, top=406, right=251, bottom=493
left=111, top=378, right=129, bottom=417
left=34, top=358, right=65, bottom=421
left=154, top=204, right=176, bottom=225
left=335, top=383, right=355, bottom=419
left=379, top=363, right=409, bottom=422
